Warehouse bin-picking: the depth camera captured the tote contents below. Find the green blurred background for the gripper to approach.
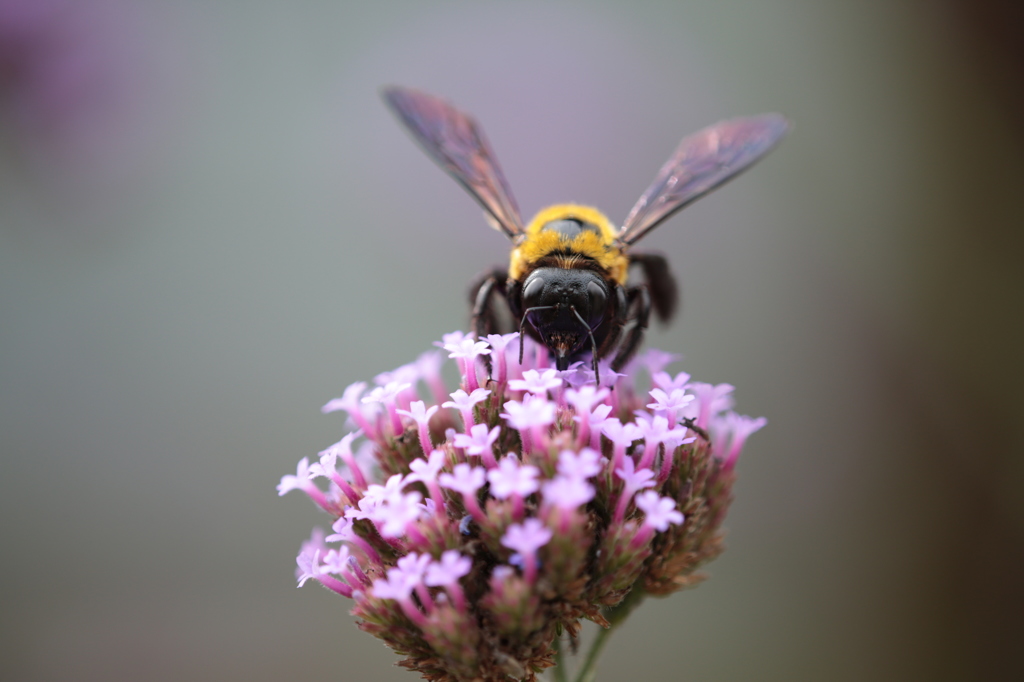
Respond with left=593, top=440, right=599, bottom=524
left=2, top=1, right=1022, bottom=680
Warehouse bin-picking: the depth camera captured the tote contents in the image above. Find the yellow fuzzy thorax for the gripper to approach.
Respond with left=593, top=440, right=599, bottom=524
left=509, top=204, right=629, bottom=284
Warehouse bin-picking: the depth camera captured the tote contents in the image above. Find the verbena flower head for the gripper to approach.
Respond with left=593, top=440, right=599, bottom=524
left=278, top=332, right=765, bottom=681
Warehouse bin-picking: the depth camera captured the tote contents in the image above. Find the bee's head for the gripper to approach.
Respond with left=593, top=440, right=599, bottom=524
left=520, top=267, right=610, bottom=370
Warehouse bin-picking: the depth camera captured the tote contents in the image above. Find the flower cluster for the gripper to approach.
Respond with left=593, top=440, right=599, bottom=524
left=279, top=332, right=765, bottom=681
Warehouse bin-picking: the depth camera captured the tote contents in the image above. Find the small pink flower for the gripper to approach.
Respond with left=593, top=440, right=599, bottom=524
left=541, top=475, right=595, bottom=511
left=443, top=387, right=491, bottom=429
left=556, top=448, right=603, bottom=481
left=439, top=463, right=487, bottom=521
left=397, top=400, right=439, bottom=457
left=487, top=455, right=540, bottom=518
left=509, top=368, right=562, bottom=395
left=634, top=491, right=684, bottom=531
left=501, top=518, right=552, bottom=583
left=453, top=423, right=501, bottom=468
left=710, top=412, right=768, bottom=469
left=444, top=335, right=491, bottom=392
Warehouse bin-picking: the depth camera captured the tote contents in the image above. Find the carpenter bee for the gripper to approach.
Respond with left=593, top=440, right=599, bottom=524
left=383, top=87, right=787, bottom=379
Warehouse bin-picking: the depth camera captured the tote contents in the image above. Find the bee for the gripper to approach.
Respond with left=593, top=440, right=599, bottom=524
left=383, top=87, right=787, bottom=380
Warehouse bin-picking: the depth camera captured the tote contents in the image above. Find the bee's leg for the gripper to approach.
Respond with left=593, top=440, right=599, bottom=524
left=596, top=284, right=628, bottom=362
left=469, top=268, right=511, bottom=378
left=611, top=284, right=651, bottom=372
left=469, top=268, right=510, bottom=338
left=629, top=252, right=678, bottom=323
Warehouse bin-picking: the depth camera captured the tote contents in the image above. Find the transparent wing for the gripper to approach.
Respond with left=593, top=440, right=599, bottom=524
left=617, top=114, right=789, bottom=247
left=382, top=86, right=525, bottom=239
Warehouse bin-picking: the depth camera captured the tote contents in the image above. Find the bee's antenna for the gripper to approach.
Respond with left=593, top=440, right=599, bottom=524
left=568, top=306, right=600, bottom=386
left=518, top=306, right=555, bottom=366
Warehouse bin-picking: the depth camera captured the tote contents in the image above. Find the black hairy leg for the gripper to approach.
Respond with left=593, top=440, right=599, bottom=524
left=469, top=268, right=511, bottom=338
left=595, top=283, right=628, bottom=364
left=629, top=252, right=678, bottom=323
left=611, top=284, right=651, bottom=371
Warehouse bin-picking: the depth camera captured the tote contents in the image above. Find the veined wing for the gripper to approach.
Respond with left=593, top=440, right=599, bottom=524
left=382, top=86, right=525, bottom=239
left=617, top=114, right=788, bottom=247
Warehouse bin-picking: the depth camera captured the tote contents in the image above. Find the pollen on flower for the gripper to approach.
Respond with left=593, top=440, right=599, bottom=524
left=278, top=331, right=765, bottom=682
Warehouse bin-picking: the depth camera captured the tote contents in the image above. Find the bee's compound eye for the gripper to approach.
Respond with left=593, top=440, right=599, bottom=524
left=523, top=276, right=545, bottom=305
left=587, top=281, right=607, bottom=323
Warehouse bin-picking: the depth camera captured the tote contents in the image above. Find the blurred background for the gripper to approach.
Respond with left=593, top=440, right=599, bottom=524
left=2, top=1, right=1022, bottom=680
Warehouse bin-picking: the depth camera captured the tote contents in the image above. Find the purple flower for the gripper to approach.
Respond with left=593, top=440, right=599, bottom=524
left=361, top=473, right=406, bottom=507
left=322, top=382, right=378, bottom=438
left=652, top=370, right=691, bottom=393
left=397, top=400, right=439, bottom=458
left=565, top=384, right=609, bottom=415
left=372, top=567, right=418, bottom=601
left=501, top=394, right=557, bottom=429
left=426, top=550, right=471, bottom=587
left=635, top=415, right=690, bottom=471
left=453, top=423, right=500, bottom=468
left=347, top=473, right=423, bottom=538
left=309, top=449, right=358, bottom=505
left=444, top=336, right=492, bottom=361
left=436, top=330, right=468, bottom=348
left=316, top=430, right=368, bottom=490
left=487, top=455, right=540, bottom=516
left=295, top=546, right=323, bottom=588
left=484, top=332, right=519, bottom=354
left=433, top=553, right=470, bottom=585
left=374, top=362, right=420, bottom=393
left=277, top=457, right=332, bottom=511
left=501, top=518, right=552, bottom=583
left=602, top=418, right=643, bottom=472
left=277, top=456, right=314, bottom=496
left=408, top=449, right=449, bottom=512
left=484, top=332, right=519, bottom=385
left=415, top=350, right=449, bottom=405
left=439, top=463, right=485, bottom=497
left=443, top=387, right=491, bottom=430
left=508, top=368, right=562, bottom=395
left=362, top=380, right=412, bottom=436
left=637, top=348, right=682, bottom=377
left=439, top=463, right=487, bottom=521
left=294, top=527, right=327, bottom=584
left=321, top=545, right=353, bottom=575
left=325, top=516, right=380, bottom=564
left=615, top=457, right=656, bottom=493
left=396, top=552, right=432, bottom=582
left=647, top=387, right=695, bottom=423
left=362, top=381, right=411, bottom=403
left=541, top=474, right=595, bottom=512
left=501, top=394, right=556, bottom=455
left=634, top=491, right=684, bottom=531
left=295, top=529, right=351, bottom=596
left=372, top=564, right=428, bottom=626
left=564, top=360, right=625, bottom=391
left=556, top=448, right=603, bottom=480
left=687, top=382, right=735, bottom=429
left=407, top=448, right=446, bottom=484
left=576, top=402, right=613, bottom=450
left=374, top=491, right=424, bottom=538
left=613, top=457, right=656, bottom=523
left=444, top=334, right=490, bottom=392
left=710, top=412, right=768, bottom=469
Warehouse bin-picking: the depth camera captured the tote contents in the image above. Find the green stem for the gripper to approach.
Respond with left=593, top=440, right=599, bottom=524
left=570, top=588, right=649, bottom=682
left=572, top=627, right=612, bottom=682
left=553, top=635, right=567, bottom=682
